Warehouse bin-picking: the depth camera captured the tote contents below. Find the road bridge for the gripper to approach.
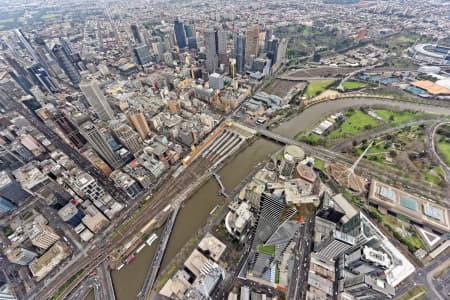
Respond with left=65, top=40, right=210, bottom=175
left=138, top=206, right=180, bottom=300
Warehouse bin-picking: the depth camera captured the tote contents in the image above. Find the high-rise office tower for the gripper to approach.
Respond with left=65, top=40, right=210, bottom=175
left=80, top=122, right=122, bottom=169
left=0, top=196, right=15, bottom=215
left=316, top=230, right=355, bottom=260
left=344, top=274, right=395, bottom=299
left=14, top=29, right=40, bottom=65
left=27, top=63, right=59, bottom=93
left=233, top=34, right=246, bottom=74
left=152, top=42, right=164, bottom=62
left=245, top=26, right=259, bottom=65
left=127, top=111, right=150, bottom=139
left=187, top=37, right=198, bottom=50
left=50, top=111, right=87, bottom=149
left=217, top=30, right=228, bottom=65
left=184, top=24, right=197, bottom=50
left=4, top=53, right=29, bottom=77
left=173, top=17, right=186, bottom=48
left=266, top=38, right=279, bottom=66
left=29, top=224, right=60, bottom=250
left=184, top=24, right=194, bottom=38
left=130, top=24, right=143, bottom=44
left=52, top=44, right=81, bottom=85
left=79, top=80, right=114, bottom=121
left=8, top=71, right=32, bottom=94
left=110, top=121, right=143, bottom=154
left=204, top=28, right=218, bottom=73
left=133, top=45, right=151, bottom=66
left=6, top=247, right=37, bottom=265
left=0, top=171, right=31, bottom=205
left=264, top=29, right=272, bottom=53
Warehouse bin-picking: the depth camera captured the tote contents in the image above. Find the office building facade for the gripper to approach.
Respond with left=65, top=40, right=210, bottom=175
left=174, top=17, right=187, bottom=48
left=245, top=26, right=259, bottom=65
left=80, top=122, right=122, bottom=169
left=233, top=34, right=246, bottom=74
left=0, top=171, right=31, bottom=205
left=111, top=121, right=143, bottom=154
left=52, top=44, right=81, bottom=85
left=133, top=45, right=152, bottom=66
left=79, top=80, right=114, bottom=121
left=204, top=28, right=218, bottom=73
left=127, top=111, right=150, bottom=139
left=51, top=111, right=87, bottom=149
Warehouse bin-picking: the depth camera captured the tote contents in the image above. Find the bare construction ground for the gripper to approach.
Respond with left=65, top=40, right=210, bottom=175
left=263, top=79, right=306, bottom=98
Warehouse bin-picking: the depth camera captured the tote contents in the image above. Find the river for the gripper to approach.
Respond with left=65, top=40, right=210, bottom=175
left=104, top=97, right=450, bottom=300
left=274, top=98, right=450, bottom=138
left=110, top=139, right=280, bottom=300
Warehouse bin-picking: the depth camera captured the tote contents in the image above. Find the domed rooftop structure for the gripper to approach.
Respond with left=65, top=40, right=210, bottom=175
left=284, top=145, right=305, bottom=162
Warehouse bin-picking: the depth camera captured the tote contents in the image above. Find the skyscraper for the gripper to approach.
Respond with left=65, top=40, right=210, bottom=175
left=110, top=121, right=143, bottom=154
left=52, top=44, right=81, bottom=85
left=27, top=64, right=59, bottom=93
left=130, top=24, right=143, bottom=44
left=127, top=111, right=150, bottom=139
left=0, top=196, right=15, bottom=215
left=133, top=45, right=152, bottom=66
left=245, top=26, right=259, bottom=65
left=173, top=17, right=186, bottom=48
left=266, top=38, right=279, bottom=66
left=217, top=30, right=228, bottom=66
left=29, top=224, right=60, bottom=250
left=152, top=42, right=164, bottom=62
left=263, top=29, right=272, bottom=53
left=204, top=28, right=218, bottom=73
left=233, top=34, right=246, bottom=74
left=14, top=29, right=41, bottom=65
left=80, top=122, right=122, bottom=169
left=0, top=171, right=31, bottom=205
left=6, top=247, right=37, bottom=265
left=50, top=111, right=87, bottom=149
left=344, top=274, right=395, bottom=299
left=79, top=80, right=114, bottom=121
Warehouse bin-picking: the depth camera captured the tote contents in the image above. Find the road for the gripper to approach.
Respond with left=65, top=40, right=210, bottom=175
left=138, top=207, right=179, bottom=300
left=425, top=121, right=450, bottom=201
left=97, top=260, right=116, bottom=300
left=0, top=89, right=130, bottom=203
left=395, top=255, right=450, bottom=300
left=33, top=158, right=214, bottom=300
left=67, top=260, right=115, bottom=300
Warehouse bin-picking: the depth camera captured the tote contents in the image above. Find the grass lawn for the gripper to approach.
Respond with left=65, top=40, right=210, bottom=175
left=425, top=172, right=441, bottom=185
left=396, top=284, right=426, bottom=300
left=314, top=158, right=325, bottom=172
left=41, top=13, right=61, bottom=20
left=299, top=133, right=323, bottom=146
left=257, top=244, right=275, bottom=256
left=328, top=110, right=379, bottom=138
left=304, top=80, right=334, bottom=98
left=374, top=109, right=418, bottom=124
left=437, top=140, right=450, bottom=167
left=341, top=81, right=367, bottom=90
left=0, top=18, right=15, bottom=24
